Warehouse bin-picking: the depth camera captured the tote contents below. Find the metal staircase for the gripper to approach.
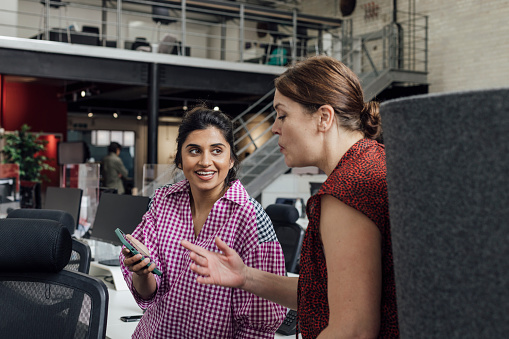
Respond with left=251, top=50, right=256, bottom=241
left=232, top=89, right=289, bottom=198
left=342, top=12, right=429, bottom=101
left=237, top=134, right=288, bottom=198
left=170, top=10, right=429, bottom=198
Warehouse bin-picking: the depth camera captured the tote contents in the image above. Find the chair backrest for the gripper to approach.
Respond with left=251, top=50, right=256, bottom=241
left=266, top=204, right=305, bottom=274
left=152, top=5, right=177, bottom=25
left=0, top=218, right=108, bottom=339
left=70, top=238, right=92, bottom=274
left=132, top=37, right=152, bottom=52
left=158, top=34, right=179, bottom=55
left=82, top=25, right=99, bottom=35
left=381, top=88, right=509, bottom=338
left=7, top=209, right=91, bottom=273
left=44, top=187, right=83, bottom=233
left=266, top=43, right=289, bottom=66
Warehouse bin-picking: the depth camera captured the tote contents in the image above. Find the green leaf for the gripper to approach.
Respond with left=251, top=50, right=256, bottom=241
left=0, top=124, right=56, bottom=182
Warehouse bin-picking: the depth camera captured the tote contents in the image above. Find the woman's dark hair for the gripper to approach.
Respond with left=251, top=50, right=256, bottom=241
left=274, top=55, right=382, bottom=139
left=174, top=106, right=240, bottom=186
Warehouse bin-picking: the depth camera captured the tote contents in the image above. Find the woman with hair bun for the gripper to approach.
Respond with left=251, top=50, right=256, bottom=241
left=182, top=56, right=399, bottom=338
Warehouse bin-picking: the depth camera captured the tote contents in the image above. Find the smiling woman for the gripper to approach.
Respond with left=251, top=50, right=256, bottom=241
left=119, top=106, right=286, bottom=339
left=175, top=107, right=238, bottom=203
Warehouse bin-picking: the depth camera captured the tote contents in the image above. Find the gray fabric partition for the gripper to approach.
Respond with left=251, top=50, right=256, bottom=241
left=380, top=88, right=509, bottom=338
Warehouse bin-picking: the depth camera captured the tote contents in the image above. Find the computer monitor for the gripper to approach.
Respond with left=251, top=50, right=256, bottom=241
left=90, top=193, right=150, bottom=246
left=58, top=141, right=88, bottom=165
left=0, top=177, right=16, bottom=203
left=44, top=187, right=83, bottom=233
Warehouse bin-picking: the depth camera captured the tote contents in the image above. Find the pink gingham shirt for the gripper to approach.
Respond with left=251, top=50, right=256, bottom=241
left=120, top=179, right=287, bottom=338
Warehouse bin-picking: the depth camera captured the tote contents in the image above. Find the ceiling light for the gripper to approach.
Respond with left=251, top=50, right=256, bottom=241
left=81, top=90, right=86, bottom=97
left=113, top=112, right=118, bottom=118
left=88, top=112, right=94, bottom=118
left=137, top=115, right=142, bottom=120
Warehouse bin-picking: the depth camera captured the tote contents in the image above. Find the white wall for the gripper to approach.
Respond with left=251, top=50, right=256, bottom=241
left=261, top=171, right=327, bottom=211
left=415, top=0, right=509, bottom=93
left=0, top=0, right=18, bottom=37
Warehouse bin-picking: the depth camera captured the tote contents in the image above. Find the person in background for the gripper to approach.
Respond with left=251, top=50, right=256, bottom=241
left=120, top=106, right=286, bottom=338
left=102, top=141, right=128, bottom=194
left=182, top=56, right=399, bottom=338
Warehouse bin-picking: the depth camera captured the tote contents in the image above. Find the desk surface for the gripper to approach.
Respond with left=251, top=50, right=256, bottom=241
left=93, top=267, right=300, bottom=338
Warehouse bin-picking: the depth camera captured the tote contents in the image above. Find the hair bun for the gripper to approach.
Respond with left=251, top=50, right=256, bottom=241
left=361, top=101, right=382, bottom=139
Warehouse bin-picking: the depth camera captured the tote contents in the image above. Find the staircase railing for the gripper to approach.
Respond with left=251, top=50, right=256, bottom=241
left=341, top=11, right=428, bottom=99
left=231, top=88, right=291, bottom=197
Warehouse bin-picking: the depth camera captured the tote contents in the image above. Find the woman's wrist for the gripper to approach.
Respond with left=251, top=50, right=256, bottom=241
left=132, top=271, right=157, bottom=299
left=240, top=265, right=254, bottom=292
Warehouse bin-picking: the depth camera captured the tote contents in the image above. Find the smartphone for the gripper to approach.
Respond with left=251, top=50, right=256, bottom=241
left=115, top=228, right=162, bottom=276
left=120, top=315, right=143, bottom=322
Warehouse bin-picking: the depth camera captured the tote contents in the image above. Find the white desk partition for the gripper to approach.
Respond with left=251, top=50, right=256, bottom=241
left=90, top=262, right=128, bottom=291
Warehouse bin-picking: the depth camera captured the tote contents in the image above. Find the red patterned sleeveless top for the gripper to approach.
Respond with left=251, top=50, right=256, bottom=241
left=297, top=138, right=399, bottom=338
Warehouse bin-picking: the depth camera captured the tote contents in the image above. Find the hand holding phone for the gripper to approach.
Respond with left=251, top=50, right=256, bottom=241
left=115, top=228, right=162, bottom=276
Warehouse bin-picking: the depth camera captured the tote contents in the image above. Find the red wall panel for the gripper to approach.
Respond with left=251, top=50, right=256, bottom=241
left=1, top=80, right=67, bottom=136
left=1, top=77, right=68, bottom=189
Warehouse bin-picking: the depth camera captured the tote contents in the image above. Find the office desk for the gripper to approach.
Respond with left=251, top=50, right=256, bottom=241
left=106, top=288, right=143, bottom=339
left=31, top=29, right=100, bottom=46
left=92, top=267, right=300, bottom=338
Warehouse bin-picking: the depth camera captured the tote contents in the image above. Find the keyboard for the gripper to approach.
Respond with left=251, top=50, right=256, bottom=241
left=276, top=309, right=297, bottom=336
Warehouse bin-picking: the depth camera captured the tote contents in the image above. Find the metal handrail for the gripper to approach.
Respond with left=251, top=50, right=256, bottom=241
left=341, top=10, right=428, bottom=79
left=10, top=0, right=341, bottom=65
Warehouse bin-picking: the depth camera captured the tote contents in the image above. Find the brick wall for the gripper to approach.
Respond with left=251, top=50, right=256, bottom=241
left=299, top=0, right=509, bottom=94
left=415, top=0, right=509, bottom=93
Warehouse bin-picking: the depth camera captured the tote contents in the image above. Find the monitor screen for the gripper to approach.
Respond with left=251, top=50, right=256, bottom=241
left=90, top=193, right=150, bottom=246
left=44, top=187, right=83, bottom=232
left=0, top=177, right=16, bottom=203
left=58, top=141, right=88, bottom=165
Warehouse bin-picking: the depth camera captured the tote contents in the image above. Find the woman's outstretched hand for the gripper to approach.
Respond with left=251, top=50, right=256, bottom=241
left=181, top=237, right=247, bottom=289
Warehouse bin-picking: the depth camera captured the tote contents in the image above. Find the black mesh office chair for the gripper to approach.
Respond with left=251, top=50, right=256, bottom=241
left=7, top=209, right=92, bottom=274
left=0, top=218, right=108, bottom=339
left=265, top=204, right=305, bottom=274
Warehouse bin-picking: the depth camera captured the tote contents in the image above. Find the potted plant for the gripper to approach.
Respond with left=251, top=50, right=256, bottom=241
left=1, top=124, right=55, bottom=207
